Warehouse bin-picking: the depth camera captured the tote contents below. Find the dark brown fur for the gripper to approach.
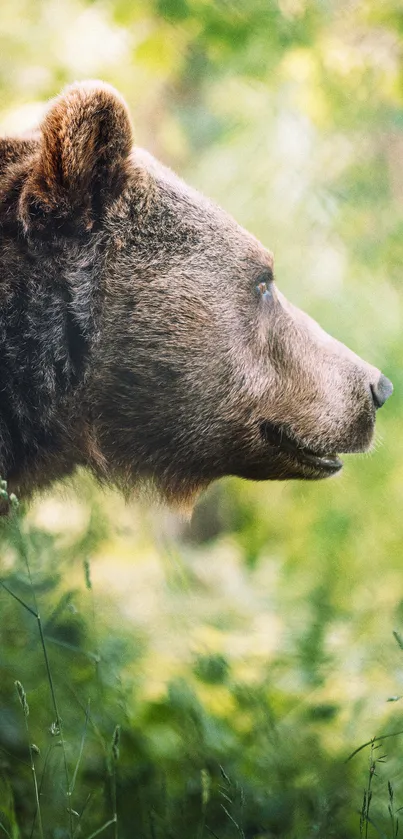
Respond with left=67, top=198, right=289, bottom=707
left=0, top=82, right=392, bottom=506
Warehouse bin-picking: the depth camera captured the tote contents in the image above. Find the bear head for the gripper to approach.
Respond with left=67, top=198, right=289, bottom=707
left=0, top=82, right=393, bottom=505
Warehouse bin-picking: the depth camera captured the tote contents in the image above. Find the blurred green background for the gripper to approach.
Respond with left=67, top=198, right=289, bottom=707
left=1, top=1, right=403, bottom=836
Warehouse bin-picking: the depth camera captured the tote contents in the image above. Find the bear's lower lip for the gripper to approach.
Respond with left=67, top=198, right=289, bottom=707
left=260, top=421, right=343, bottom=477
left=292, top=450, right=343, bottom=476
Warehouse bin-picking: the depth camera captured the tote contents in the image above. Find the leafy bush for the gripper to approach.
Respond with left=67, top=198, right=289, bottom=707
left=1, top=477, right=403, bottom=838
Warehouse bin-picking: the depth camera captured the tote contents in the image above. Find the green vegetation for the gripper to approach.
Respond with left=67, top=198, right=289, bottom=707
left=1, top=1, right=403, bottom=836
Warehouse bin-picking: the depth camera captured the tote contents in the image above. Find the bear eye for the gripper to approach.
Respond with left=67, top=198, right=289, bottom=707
left=256, top=271, right=274, bottom=301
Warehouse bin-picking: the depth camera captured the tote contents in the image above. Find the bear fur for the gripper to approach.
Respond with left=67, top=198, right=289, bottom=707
left=0, top=82, right=392, bottom=506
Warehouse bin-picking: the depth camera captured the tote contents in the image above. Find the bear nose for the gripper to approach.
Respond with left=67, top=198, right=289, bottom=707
left=370, top=374, right=393, bottom=409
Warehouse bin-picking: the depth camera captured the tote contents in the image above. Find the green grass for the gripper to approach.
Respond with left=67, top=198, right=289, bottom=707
left=1, top=477, right=403, bottom=838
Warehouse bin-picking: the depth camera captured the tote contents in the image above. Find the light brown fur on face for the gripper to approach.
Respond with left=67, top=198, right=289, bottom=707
left=0, top=82, right=393, bottom=506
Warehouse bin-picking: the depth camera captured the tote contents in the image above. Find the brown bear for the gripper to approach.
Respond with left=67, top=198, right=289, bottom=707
left=0, top=81, right=393, bottom=507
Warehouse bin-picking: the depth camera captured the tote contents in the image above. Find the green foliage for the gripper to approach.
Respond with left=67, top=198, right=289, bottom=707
left=1, top=1, right=403, bottom=836
left=0, top=473, right=402, bottom=837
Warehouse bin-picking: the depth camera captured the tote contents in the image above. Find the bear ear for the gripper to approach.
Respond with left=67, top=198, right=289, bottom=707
left=19, top=81, right=133, bottom=235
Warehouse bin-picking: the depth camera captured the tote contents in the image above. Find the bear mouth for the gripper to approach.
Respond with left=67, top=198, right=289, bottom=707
left=260, top=421, right=343, bottom=477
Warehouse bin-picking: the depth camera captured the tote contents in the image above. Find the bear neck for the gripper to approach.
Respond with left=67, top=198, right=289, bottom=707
left=0, top=139, right=106, bottom=492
